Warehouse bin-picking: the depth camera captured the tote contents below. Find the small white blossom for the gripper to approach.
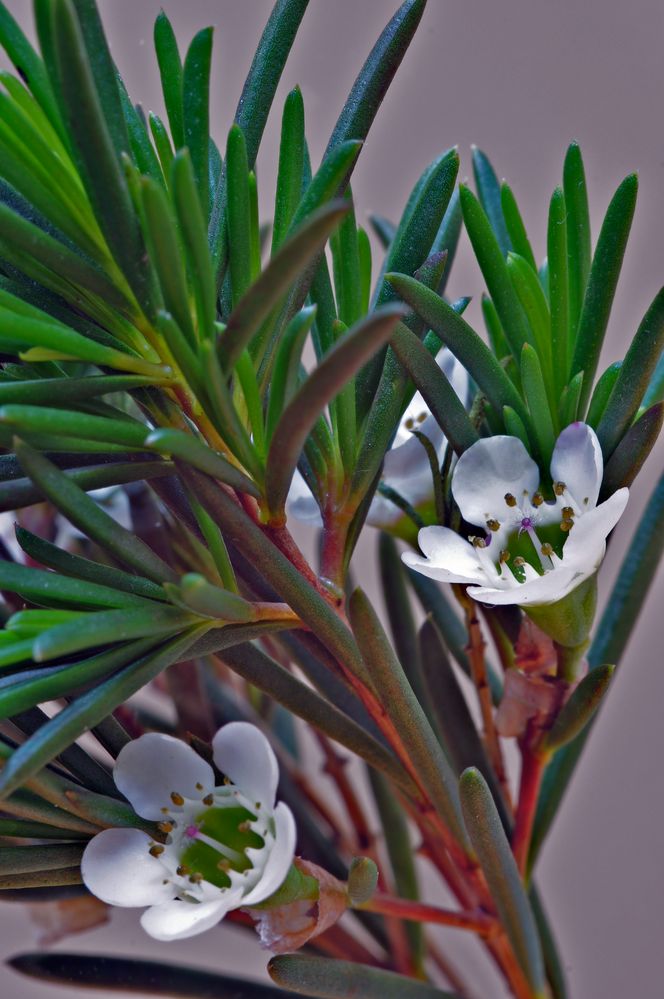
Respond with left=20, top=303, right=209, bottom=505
left=287, top=348, right=469, bottom=529
left=403, top=423, right=629, bottom=606
left=81, top=722, right=296, bottom=941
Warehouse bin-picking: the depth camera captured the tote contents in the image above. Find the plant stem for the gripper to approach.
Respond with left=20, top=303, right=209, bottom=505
left=358, top=892, right=498, bottom=936
left=512, top=748, right=547, bottom=878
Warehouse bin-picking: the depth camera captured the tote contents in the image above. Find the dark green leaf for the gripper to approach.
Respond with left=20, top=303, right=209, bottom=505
left=0, top=561, right=155, bottom=612
left=265, top=306, right=316, bottom=442
left=171, top=150, right=216, bottom=340
left=472, top=146, right=511, bottom=256
left=265, top=305, right=405, bottom=516
left=33, top=606, right=195, bottom=662
left=547, top=186, right=569, bottom=396
left=596, top=287, right=664, bottom=457
left=269, top=954, right=459, bottom=998
left=0, top=2, right=61, bottom=133
left=563, top=141, right=591, bottom=339
left=154, top=11, right=184, bottom=148
left=521, top=344, right=556, bottom=462
left=543, top=664, right=614, bottom=752
left=0, top=842, right=83, bottom=874
left=0, top=374, right=163, bottom=406
left=0, top=405, right=148, bottom=449
left=570, top=173, right=638, bottom=412
left=182, top=27, right=213, bottom=220
left=600, top=402, right=663, bottom=497
left=14, top=441, right=177, bottom=583
left=168, top=574, right=255, bottom=622
left=370, top=213, right=396, bottom=249
left=586, top=361, right=621, bottom=428
left=145, top=428, right=259, bottom=497
left=459, top=768, right=546, bottom=994
left=11, top=952, right=305, bottom=998
left=501, top=182, right=536, bottom=272
left=272, top=86, right=305, bottom=252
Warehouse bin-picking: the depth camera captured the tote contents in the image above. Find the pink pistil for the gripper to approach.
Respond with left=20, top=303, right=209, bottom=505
left=185, top=825, right=199, bottom=839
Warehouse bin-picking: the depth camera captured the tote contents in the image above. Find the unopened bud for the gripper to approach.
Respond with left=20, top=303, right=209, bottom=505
left=347, top=857, right=379, bottom=907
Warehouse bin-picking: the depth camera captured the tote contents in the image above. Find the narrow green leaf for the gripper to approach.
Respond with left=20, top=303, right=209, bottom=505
left=389, top=323, right=480, bottom=455
left=117, top=78, right=163, bottom=184
left=586, top=361, right=621, bottom=428
left=265, top=305, right=405, bottom=516
left=14, top=441, right=177, bottom=583
left=600, top=402, right=663, bottom=497
left=543, top=664, right=614, bottom=752
left=642, top=349, right=664, bottom=409
left=459, top=768, right=546, bottom=995
left=0, top=843, right=83, bottom=875
left=547, top=187, right=569, bottom=395
left=0, top=374, right=162, bottom=406
left=0, top=867, right=82, bottom=888
left=571, top=173, right=638, bottom=412
left=0, top=561, right=155, bottom=612
left=0, top=629, right=203, bottom=799
left=0, top=405, right=148, bottom=449
left=472, top=146, right=511, bottom=255
left=532, top=470, right=664, bottom=865
left=558, top=371, right=584, bottom=427
left=265, top=306, right=316, bottom=442
left=460, top=184, right=531, bottom=358
left=324, top=0, right=427, bottom=159
left=269, top=954, right=459, bottom=999
left=506, top=252, right=552, bottom=385
left=171, top=150, right=216, bottom=340
left=387, top=273, right=530, bottom=425
left=482, top=293, right=510, bottom=360
left=139, top=177, right=197, bottom=345
left=170, top=575, right=255, bottom=622
left=182, top=27, right=212, bottom=221
left=596, top=287, right=664, bottom=457
left=0, top=458, right=174, bottom=513
left=149, top=111, right=174, bottom=178
left=529, top=887, right=569, bottom=999
left=50, top=0, right=148, bottom=308
left=521, top=344, right=556, bottom=462
left=154, top=11, right=184, bottom=148
left=0, top=818, right=86, bottom=840
left=0, top=2, right=61, bottom=133
left=349, top=589, right=467, bottom=846
left=220, top=643, right=408, bottom=792
left=501, top=182, right=537, bottom=271
left=370, top=213, right=396, bottom=249
left=219, top=201, right=349, bottom=371
left=11, top=952, right=303, bottom=999
left=144, top=428, right=259, bottom=497
left=563, top=141, right=591, bottom=340
left=331, top=195, right=362, bottom=327
left=272, top=86, right=305, bottom=252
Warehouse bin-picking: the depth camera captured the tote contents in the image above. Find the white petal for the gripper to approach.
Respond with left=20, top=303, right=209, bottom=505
left=286, top=469, right=323, bottom=526
left=140, top=897, right=236, bottom=941
left=452, top=436, right=540, bottom=526
left=241, top=802, right=297, bottom=907
left=402, top=526, right=492, bottom=585
left=550, top=422, right=603, bottom=510
left=81, top=828, right=175, bottom=907
left=561, top=488, right=629, bottom=570
left=114, top=733, right=214, bottom=820
left=469, top=565, right=583, bottom=606
left=212, top=722, right=279, bottom=808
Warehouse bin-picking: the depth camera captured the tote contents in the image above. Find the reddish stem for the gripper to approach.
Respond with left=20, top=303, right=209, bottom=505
left=359, top=892, right=497, bottom=936
left=512, top=748, right=547, bottom=877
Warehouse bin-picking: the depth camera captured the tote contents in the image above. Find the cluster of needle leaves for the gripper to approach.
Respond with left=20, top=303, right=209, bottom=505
left=0, top=2, right=661, bottom=998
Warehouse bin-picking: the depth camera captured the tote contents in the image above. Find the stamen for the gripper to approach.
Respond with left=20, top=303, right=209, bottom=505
left=405, top=417, right=414, bottom=430
left=471, top=536, right=486, bottom=548
left=217, top=859, right=231, bottom=873
left=238, top=821, right=252, bottom=833
left=541, top=543, right=554, bottom=557
left=195, top=782, right=204, bottom=791
left=532, top=492, right=544, bottom=507
left=562, top=506, right=574, bottom=519
left=194, top=831, right=246, bottom=865
left=185, top=825, right=199, bottom=839
left=499, top=550, right=510, bottom=563
left=158, top=821, right=174, bottom=834
left=505, top=492, right=517, bottom=507
left=202, top=793, right=214, bottom=806
left=513, top=556, right=525, bottom=566
left=170, top=791, right=185, bottom=806
left=561, top=519, right=574, bottom=533
left=486, top=518, right=501, bottom=531
left=149, top=844, right=165, bottom=858
left=189, top=872, right=203, bottom=884
left=554, top=481, right=566, bottom=496
left=176, top=865, right=189, bottom=877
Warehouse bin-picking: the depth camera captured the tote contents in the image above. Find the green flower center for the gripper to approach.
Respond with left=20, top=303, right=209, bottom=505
left=179, top=805, right=265, bottom=889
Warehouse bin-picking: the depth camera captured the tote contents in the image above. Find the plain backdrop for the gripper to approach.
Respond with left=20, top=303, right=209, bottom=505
left=1, top=2, right=663, bottom=997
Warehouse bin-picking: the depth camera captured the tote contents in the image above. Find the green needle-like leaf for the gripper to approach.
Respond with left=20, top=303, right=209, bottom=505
left=169, top=574, right=256, bottom=622
left=543, top=664, right=614, bottom=753
left=501, top=182, right=537, bottom=272
left=0, top=405, right=149, bottom=449
left=33, top=606, right=195, bottom=662
left=586, top=361, right=622, bottom=428
left=387, top=273, right=530, bottom=426
left=349, top=589, right=467, bottom=847
left=547, top=187, right=569, bottom=395
left=459, top=768, right=546, bottom=996
left=218, top=200, right=349, bottom=371
left=389, top=322, right=480, bottom=455
left=0, top=561, right=155, bottom=611
left=0, top=3, right=61, bottom=135
left=460, top=183, right=532, bottom=358
left=562, top=142, right=591, bottom=339
left=14, top=441, right=177, bottom=583
left=154, top=11, right=184, bottom=148
left=265, top=304, right=405, bottom=517
left=171, top=150, right=216, bottom=340
left=144, top=428, right=259, bottom=497
left=265, top=306, right=317, bottom=442
left=0, top=843, right=83, bottom=875
left=182, top=27, right=213, bottom=221
left=570, top=173, right=638, bottom=412
left=269, top=954, right=460, bottom=999
left=272, top=86, right=306, bottom=252
left=521, top=344, right=556, bottom=462
left=600, top=402, right=663, bottom=497
left=596, top=287, right=664, bottom=457
left=11, top=953, right=309, bottom=999
left=0, top=374, right=163, bottom=406
left=472, top=146, right=511, bottom=256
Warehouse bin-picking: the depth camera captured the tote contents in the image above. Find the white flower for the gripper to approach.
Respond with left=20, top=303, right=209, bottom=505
left=403, top=422, right=629, bottom=607
left=286, top=349, right=469, bottom=529
left=81, top=722, right=296, bottom=941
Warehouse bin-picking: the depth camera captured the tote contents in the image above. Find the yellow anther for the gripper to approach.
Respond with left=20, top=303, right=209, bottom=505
left=562, top=506, right=574, bottom=519
left=561, top=519, right=573, bottom=532
left=405, top=417, right=415, bottom=430
left=499, top=550, right=510, bottom=563
left=486, top=519, right=501, bottom=531
left=554, top=481, right=566, bottom=496
left=158, top=821, right=174, bottom=834
left=170, top=791, right=185, bottom=806
left=149, top=844, right=165, bottom=858
left=217, top=859, right=231, bottom=873
left=176, top=865, right=189, bottom=877
left=195, top=782, right=204, bottom=791
left=189, top=872, right=203, bottom=884
left=238, top=821, right=252, bottom=833
left=513, top=556, right=526, bottom=567
left=471, top=536, right=486, bottom=548
left=504, top=493, right=517, bottom=507
left=540, top=543, right=554, bottom=557
left=202, top=793, right=214, bottom=806
left=532, top=492, right=544, bottom=507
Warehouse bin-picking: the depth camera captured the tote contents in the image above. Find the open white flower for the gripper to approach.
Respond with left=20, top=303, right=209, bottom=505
left=286, top=348, right=469, bottom=529
left=81, top=722, right=296, bottom=941
left=403, top=422, right=629, bottom=607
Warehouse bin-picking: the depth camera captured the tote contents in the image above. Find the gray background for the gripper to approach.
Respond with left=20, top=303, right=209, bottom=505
left=1, top=1, right=663, bottom=997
